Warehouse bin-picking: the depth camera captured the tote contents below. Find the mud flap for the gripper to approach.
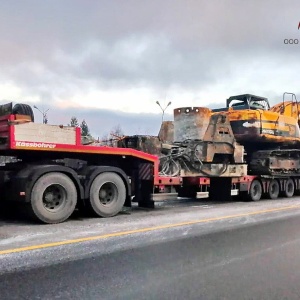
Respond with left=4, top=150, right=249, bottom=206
left=137, top=180, right=155, bottom=208
left=134, top=162, right=155, bottom=208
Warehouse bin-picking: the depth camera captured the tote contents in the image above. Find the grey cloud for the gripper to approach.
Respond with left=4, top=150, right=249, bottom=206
left=1, top=0, right=297, bottom=49
left=0, top=0, right=299, bottom=116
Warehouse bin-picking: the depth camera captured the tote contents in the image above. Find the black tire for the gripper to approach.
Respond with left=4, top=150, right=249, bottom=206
left=29, top=172, right=77, bottom=224
left=248, top=179, right=262, bottom=201
left=284, top=178, right=295, bottom=198
left=267, top=179, right=280, bottom=199
left=12, top=103, right=34, bottom=122
left=89, top=172, right=126, bottom=217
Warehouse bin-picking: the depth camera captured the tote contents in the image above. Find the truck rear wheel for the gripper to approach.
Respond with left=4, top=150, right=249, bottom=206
left=284, top=179, right=294, bottom=198
left=89, top=172, right=126, bottom=217
left=248, top=179, right=262, bottom=201
left=267, top=179, right=280, bottom=199
left=29, top=172, right=77, bottom=224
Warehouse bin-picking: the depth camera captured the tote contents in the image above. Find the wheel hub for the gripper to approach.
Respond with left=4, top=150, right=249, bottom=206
left=44, top=193, right=54, bottom=202
left=99, top=182, right=118, bottom=205
left=99, top=190, right=107, bottom=198
left=43, top=184, right=66, bottom=212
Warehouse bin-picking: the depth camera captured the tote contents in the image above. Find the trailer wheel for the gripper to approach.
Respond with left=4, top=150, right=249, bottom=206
left=12, top=103, right=34, bottom=122
left=267, top=179, right=280, bottom=199
left=284, top=179, right=295, bottom=198
left=89, top=172, right=126, bottom=217
left=248, top=179, right=262, bottom=201
left=29, top=172, right=77, bottom=224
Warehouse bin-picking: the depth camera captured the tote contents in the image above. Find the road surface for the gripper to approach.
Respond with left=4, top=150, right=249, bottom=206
left=1, top=198, right=300, bottom=299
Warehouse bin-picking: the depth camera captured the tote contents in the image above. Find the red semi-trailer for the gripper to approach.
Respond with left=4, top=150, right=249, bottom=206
left=1, top=103, right=300, bottom=224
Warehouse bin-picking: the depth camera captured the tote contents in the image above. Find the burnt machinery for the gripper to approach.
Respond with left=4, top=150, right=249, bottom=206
left=119, top=92, right=300, bottom=178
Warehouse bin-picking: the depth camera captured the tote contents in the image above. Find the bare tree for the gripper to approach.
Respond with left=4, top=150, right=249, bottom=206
left=100, top=124, right=125, bottom=147
left=111, top=124, right=124, bottom=138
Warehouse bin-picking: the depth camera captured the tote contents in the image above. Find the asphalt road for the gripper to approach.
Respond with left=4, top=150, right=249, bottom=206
left=1, top=202, right=300, bottom=299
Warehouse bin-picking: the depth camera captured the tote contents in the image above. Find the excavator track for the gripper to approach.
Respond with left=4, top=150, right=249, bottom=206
left=250, top=149, right=300, bottom=176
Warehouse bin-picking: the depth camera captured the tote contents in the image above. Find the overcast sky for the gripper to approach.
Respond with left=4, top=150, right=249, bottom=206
left=0, top=0, right=300, bottom=138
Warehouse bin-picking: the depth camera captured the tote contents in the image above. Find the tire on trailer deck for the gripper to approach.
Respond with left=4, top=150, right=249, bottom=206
left=267, top=179, right=280, bottom=199
left=88, top=172, right=126, bottom=218
left=28, top=172, right=77, bottom=224
left=248, top=179, right=262, bottom=201
left=12, top=103, right=35, bottom=122
left=283, top=178, right=295, bottom=198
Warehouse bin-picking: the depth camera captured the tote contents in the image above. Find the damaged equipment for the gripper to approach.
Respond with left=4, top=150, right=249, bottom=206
left=159, top=108, right=245, bottom=177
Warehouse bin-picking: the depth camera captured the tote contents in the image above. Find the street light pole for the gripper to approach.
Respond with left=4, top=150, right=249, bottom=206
left=156, top=100, right=172, bottom=123
left=33, top=105, right=50, bottom=124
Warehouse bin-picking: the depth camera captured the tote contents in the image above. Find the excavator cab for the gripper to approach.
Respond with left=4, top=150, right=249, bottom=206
left=227, top=94, right=270, bottom=111
left=212, top=94, right=270, bottom=112
left=212, top=93, right=300, bottom=150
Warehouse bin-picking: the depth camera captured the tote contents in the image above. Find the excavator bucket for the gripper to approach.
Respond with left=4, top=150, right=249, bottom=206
left=173, top=106, right=211, bottom=142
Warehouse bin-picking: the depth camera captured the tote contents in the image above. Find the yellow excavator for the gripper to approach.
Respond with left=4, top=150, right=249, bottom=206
left=213, top=93, right=300, bottom=145
left=212, top=92, right=300, bottom=175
